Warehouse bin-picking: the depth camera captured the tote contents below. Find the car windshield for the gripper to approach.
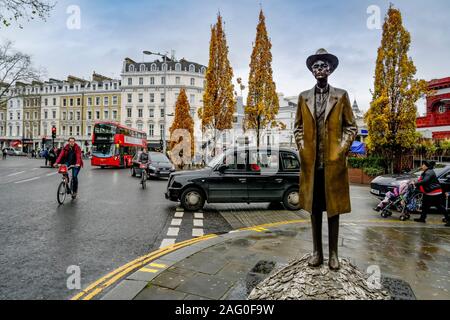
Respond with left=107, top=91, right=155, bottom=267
left=409, top=164, right=448, bottom=177
left=207, top=153, right=225, bottom=168
left=150, top=153, right=170, bottom=162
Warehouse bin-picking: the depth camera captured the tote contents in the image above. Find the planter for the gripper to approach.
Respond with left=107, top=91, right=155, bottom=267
left=348, top=168, right=376, bottom=185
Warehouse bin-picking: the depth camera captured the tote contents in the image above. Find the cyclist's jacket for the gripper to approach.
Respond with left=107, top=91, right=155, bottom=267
left=138, top=152, right=149, bottom=163
left=56, top=143, right=84, bottom=167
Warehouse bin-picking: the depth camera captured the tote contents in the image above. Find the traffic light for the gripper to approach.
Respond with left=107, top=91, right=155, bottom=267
left=51, top=126, right=56, bottom=139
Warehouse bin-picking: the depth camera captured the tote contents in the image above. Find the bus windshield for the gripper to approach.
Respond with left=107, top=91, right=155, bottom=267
left=94, top=123, right=117, bottom=135
left=92, top=144, right=116, bottom=157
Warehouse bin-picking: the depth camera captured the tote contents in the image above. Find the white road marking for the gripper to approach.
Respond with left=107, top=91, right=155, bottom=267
left=32, top=168, right=39, bottom=171
left=194, top=213, right=204, bottom=219
left=46, top=172, right=58, bottom=176
left=174, top=211, right=184, bottom=218
left=193, top=219, right=204, bottom=227
left=167, top=227, right=179, bottom=237
left=192, top=228, right=204, bottom=237
left=170, top=218, right=182, bottom=226
left=14, top=176, right=40, bottom=184
left=7, top=171, right=25, bottom=177
left=159, top=238, right=176, bottom=248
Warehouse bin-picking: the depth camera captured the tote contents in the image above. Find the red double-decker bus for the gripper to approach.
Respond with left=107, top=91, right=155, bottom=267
left=91, top=122, right=147, bottom=168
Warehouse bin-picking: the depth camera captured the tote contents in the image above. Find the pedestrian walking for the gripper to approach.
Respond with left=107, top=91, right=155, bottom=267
left=414, top=160, right=450, bottom=227
left=2, top=148, right=7, bottom=160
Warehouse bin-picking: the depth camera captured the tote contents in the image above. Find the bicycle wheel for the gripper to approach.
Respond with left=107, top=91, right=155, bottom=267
left=57, top=181, right=67, bottom=205
left=141, top=174, right=146, bottom=189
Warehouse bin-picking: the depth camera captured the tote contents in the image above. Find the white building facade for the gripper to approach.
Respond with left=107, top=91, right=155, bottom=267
left=120, top=57, right=206, bottom=148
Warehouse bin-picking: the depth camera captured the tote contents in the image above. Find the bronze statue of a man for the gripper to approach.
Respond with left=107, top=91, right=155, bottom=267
left=294, top=49, right=358, bottom=270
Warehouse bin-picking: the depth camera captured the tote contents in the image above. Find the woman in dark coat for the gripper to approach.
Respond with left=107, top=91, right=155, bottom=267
left=414, top=160, right=450, bottom=226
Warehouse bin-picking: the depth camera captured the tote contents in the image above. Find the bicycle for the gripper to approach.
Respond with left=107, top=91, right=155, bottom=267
left=56, top=165, right=75, bottom=205
left=140, top=163, right=148, bottom=189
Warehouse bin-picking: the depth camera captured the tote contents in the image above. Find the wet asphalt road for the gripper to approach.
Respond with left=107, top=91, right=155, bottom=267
left=0, top=157, right=230, bottom=300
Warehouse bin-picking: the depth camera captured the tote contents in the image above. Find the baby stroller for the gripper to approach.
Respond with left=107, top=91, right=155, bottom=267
left=377, top=181, right=423, bottom=221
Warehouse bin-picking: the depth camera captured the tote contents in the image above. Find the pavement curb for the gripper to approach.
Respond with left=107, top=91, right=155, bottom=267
left=71, top=219, right=308, bottom=300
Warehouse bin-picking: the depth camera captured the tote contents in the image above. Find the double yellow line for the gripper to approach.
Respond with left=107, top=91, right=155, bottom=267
left=71, top=234, right=217, bottom=300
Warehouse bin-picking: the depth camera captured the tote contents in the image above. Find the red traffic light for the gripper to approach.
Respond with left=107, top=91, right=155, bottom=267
left=52, top=127, right=56, bottom=133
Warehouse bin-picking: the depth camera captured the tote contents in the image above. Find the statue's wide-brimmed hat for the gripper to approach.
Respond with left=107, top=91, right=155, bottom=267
left=306, top=48, right=339, bottom=73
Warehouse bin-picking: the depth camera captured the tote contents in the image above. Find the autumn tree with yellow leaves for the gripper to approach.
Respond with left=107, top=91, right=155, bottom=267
left=365, top=5, right=427, bottom=173
left=245, top=9, right=282, bottom=148
left=169, top=88, right=194, bottom=168
left=198, top=14, right=236, bottom=156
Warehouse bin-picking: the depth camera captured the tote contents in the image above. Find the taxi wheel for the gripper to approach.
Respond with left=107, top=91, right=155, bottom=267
left=282, top=188, right=300, bottom=211
left=181, top=187, right=205, bottom=212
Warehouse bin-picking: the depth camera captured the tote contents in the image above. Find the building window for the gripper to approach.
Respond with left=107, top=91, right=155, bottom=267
left=201, top=67, right=206, bottom=74
left=105, top=83, right=109, bottom=90
left=44, top=98, right=48, bottom=106
left=160, top=108, right=165, bottom=118
left=150, top=77, right=155, bottom=85
left=112, top=95, right=118, bottom=105
left=190, top=94, right=195, bottom=105
left=149, top=108, right=154, bottom=118
left=137, top=123, right=143, bottom=131
left=88, top=111, right=92, bottom=120
left=77, top=111, right=80, bottom=120
left=69, top=112, right=73, bottom=120
left=87, top=126, right=92, bottom=136
left=62, top=112, right=66, bottom=120
left=52, top=110, right=56, bottom=119
left=189, top=64, right=195, bottom=73
left=161, top=77, right=166, bottom=85
left=9, top=112, right=12, bottom=120
left=138, top=93, right=143, bottom=103
left=76, top=126, right=80, bottom=136
left=63, top=99, right=67, bottom=107
left=162, top=63, right=168, bottom=72
left=96, top=111, right=100, bottom=119
left=161, top=93, right=165, bottom=103
left=104, top=96, right=109, bottom=106
left=139, top=77, right=144, bottom=85
left=112, top=110, right=117, bottom=119
left=190, top=78, right=195, bottom=86
left=16, top=126, right=20, bottom=136
left=138, top=109, right=143, bottom=118
left=113, top=83, right=118, bottom=90
left=17, top=112, right=21, bottom=120
left=160, top=124, right=165, bottom=136
left=96, top=97, right=101, bottom=106
left=127, top=108, right=132, bottom=118
left=140, top=64, right=146, bottom=72
left=127, top=93, right=132, bottom=103
left=149, top=124, right=154, bottom=137
left=104, top=110, right=109, bottom=119
left=129, top=65, right=135, bottom=72
left=70, top=98, right=74, bottom=106
left=44, top=111, right=48, bottom=119
left=77, top=98, right=81, bottom=106
left=151, top=64, right=157, bottom=71
left=150, top=93, right=155, bottom=103
left=69, top=126, right=73, bottom=136
left=176, top=77, right=180, bottom=85
left=53, top=98, right=56, bottom=105
left=128, top=78, right=132, bottom=86
left=87, top=97, right=92, bottom=106
left=175, top=63, right=181, bottom=72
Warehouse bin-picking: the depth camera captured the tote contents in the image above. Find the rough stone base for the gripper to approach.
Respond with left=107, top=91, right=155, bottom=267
left=248, top=254, right=391, bottom=300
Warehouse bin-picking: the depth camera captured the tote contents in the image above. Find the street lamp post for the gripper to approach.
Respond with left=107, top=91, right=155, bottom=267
left=143, top=50, right=169, bottom=155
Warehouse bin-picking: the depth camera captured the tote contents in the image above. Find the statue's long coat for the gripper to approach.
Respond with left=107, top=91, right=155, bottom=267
left=294, top=85, right=358, bottom=217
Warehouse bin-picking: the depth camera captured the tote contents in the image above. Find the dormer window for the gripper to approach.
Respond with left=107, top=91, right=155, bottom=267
left=162, top=63, right=168, bottom=72
left=189, top=64, right=195, bottom=73
left=201, top=67, right=206, bottom=74
left=151, top=64, right=157, bottom=71
left=175, top=63, right=181, bottom=72
left=140, top=64, right=146, bottom=72
left=129, top=65, right=135, bottom=72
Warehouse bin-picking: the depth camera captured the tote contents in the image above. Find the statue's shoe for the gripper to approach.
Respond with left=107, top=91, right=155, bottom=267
left=307, top=252, right=324, bottom=267
left=329, top=254, right=340, bottom=271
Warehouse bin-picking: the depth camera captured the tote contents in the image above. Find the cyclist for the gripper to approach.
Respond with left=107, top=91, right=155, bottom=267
left=54, top=137, right=84, bottom=199
left=138, top=147, right=150, bottom=173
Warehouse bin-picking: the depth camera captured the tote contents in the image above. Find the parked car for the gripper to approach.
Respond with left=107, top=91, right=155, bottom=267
left=165, top=147, right=301, bottom=211
left=131, top=151, right=175, bottom=179
left=370, top=163, right=450, bottom=200
left=4, top=148, right=25, bottom=156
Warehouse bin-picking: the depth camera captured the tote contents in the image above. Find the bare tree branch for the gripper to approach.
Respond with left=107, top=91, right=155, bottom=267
left=0, top=0, right=55, bottom=28
left=0, top=40, right=44, bottom=102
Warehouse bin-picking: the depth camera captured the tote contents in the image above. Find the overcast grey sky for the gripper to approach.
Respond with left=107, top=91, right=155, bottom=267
left=1, top=0, right=449, bottom=114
